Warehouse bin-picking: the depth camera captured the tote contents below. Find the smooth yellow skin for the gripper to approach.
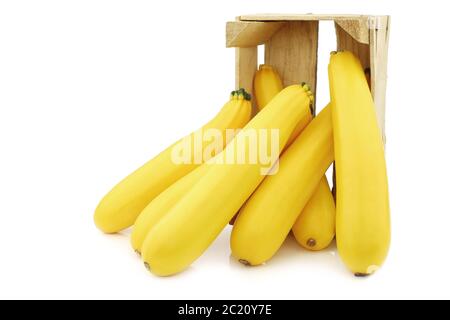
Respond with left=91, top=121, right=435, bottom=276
left=253, top=64, right=308, bottom=147
left=131, top=164, right=210, bottom=253
left=132, top=97, right=251, bottom=250
left=329, top=51, right=390, bottom=276
left=254, top=65, right=283, bottom=111
left=253, top=68, right=334, bottom=251
left=141, top=85, right=313, bottom=276
left=292, top=176, right=336, bottom=251
left=94, top=94, right=251, bottom=234
left=231, top=105, right=334, bottom=266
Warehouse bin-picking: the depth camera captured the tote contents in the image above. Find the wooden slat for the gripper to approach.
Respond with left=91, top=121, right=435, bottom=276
left=240, top=14, right=368, bottom=21
left=369, top=16, right=390, bottom=144
left=226, top=21, right=286, bottom=48
left=336, top=23, right=371, bottom=72
left=335, top=19, right=369, bottom=44
left=235, top=47, right=258, bottom=115
left=265, top=21, right=319, bottom=113
left=239, top=14, right=375, bottom=44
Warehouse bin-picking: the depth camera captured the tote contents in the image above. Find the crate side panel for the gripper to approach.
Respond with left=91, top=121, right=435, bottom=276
left=335, top=19, right=369, bottom=44
left=369, top=16, right=390, bottom=144
left=336, top=23, right=370, bottom=71
left=235, top=47, right=258, bottom=115
left=240, top=14, right=368, bottom=22
left=264, top=21, right=319, bottom=112
left=226, top=21, right=286, bottom=48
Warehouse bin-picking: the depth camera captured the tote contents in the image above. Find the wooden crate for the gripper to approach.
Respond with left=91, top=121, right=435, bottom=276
left=226, top=14, right=390, bottom=143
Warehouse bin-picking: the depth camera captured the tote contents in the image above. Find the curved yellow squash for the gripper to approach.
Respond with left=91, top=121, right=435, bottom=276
left=131, top=163, right=210, bottom=253
left=141, top=85, right=313, bottom=276
left=254, top=64, right=283, bottom=110
left=292, top=176, right=335, bottom=251
left=231, top=105, right=334, bottom=266
left=132, top=94, right=253, bottom=251
left=94, top=91, right=252, bottom=234
left=253, top=65, right=334, bottom=250
left=253, top=64, right=312, bottom=147
left=329, top=51, right=390, bottom=276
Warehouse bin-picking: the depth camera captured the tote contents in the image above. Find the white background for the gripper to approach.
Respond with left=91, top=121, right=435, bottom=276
left=1, top=0, right=449, bottom=300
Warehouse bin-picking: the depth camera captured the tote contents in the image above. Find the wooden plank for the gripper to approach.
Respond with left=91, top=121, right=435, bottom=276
left=239, top=14, right=379, bottom=44
left=369, top=16, right=390, bottom=144
left=240, top=14, right=369, bottom=21
left=235, top=47, right=258, bottom=115
left=335, top=19, right=369, bottom=44
left=226, top=21, right=286, bottom=48
left=265, top=21, right=319, bottom=113
left=336, top=23, right=371, bottom=73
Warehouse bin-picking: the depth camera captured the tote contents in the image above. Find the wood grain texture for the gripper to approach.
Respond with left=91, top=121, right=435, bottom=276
left=229, top=14, right=390, bottom=140
left=336, top=23, right=370, bottom=70
left=369, top=16, right=390, bottom=144
left=335, top=19, right=369, bottom=44
left=239, top=14, right=372, bottom=44
left=264, top=21, right=319, bottom=113
left=240, top=14, right=367, bottom=21
left=235, top=47, right=258, bottom=115
left=226, top=21, right=286, bottom=48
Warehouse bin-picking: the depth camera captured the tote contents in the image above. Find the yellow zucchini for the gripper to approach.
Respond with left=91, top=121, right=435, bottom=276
left=329, top=51, right=390, bottom=276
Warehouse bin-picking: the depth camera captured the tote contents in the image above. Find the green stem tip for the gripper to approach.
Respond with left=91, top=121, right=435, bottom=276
left=232, top=88, right=251, bottom=101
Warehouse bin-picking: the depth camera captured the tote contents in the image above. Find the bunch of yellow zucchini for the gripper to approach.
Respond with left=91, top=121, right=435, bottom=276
left=94, top=51, right=390, bottom=277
